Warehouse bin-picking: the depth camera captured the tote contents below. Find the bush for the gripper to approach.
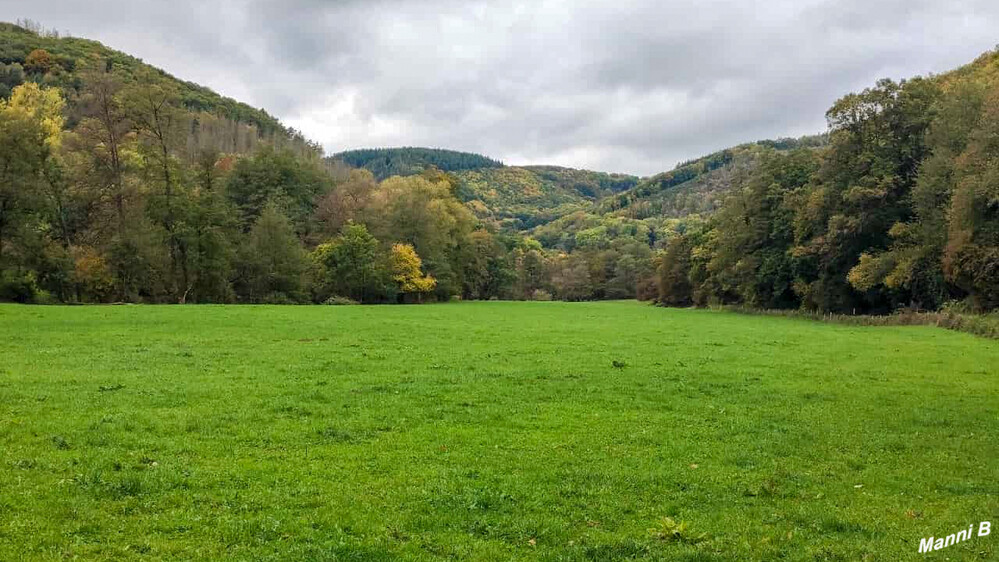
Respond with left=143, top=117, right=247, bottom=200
left=531, top=289, right=553, bottom=301
left=636, top=277, right=659, bottom=301
left=324, top=295, right=358, bottom=306
left=0, top=271, right=40, bottom=303
left=941, top=299, right=976, bottom=315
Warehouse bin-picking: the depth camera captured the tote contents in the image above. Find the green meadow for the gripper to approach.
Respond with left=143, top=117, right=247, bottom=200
left=1, top=301, right=997, bottom=561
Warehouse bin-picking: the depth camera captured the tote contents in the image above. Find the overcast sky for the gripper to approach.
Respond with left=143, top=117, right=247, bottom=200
left=4, top=1, right=999, bottom=175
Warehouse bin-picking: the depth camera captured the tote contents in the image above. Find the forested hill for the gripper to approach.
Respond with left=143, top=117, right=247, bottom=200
left=332, top=147, right=642, bottom=230
left=331, top=147, right=503, bottom=180
left=453, top=165, right=640, bottom=230
left=596, top=135, right=829, bottom=220
left=0, top=21, right=313, bottom=152
left=514, top=135, right=826, bottom=256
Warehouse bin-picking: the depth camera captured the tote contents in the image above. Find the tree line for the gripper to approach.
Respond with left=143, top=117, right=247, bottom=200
left=0, top=62, right=660, bottom=304
left=3, top=24, right=998, bottom=312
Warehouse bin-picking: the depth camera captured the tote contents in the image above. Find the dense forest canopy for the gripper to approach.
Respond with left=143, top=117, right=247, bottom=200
left=1, top=20, right=998, bottom=313
left=331, top=147, right=503, bottom=180
left=453, top=165, right=641, bottom=231
left=0, top=22, right=309, bottom=143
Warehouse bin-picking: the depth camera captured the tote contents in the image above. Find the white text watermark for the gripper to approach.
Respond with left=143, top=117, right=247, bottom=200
left=919, top=521, right=990, bottom=553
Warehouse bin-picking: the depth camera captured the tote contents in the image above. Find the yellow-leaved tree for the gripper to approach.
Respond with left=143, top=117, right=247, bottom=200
left=0, top=82, right=65, bottom=269
left=5, top=81, right=65, bottom=149
left=390, top=243, right=436, bottom=300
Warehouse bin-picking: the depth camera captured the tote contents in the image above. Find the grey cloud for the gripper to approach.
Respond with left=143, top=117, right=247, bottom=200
left=3, top=0, right=999, bottom=174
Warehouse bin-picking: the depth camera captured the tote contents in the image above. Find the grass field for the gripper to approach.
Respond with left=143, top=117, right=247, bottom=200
left=1, top=301, right=997, bottom=561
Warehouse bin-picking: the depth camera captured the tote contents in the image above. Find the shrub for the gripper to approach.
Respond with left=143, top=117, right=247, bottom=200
left=0, top=271, right=40, bottom=303
left=24, top=49, right=53, bottom=74
left=531, top=289, right=552, bottom=301
left=636, top=277, right=659, bottom=301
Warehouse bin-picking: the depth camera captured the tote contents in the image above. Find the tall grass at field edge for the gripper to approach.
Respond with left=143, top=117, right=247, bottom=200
left=716, top=305, right=999, bottom=339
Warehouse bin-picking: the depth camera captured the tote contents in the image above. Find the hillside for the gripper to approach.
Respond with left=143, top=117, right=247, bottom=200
left=597, top=135, right=828, bottom=220
left=512, top=136, right=828, bottom=252
left=0, top=22, right=309, bottom=151
left=453, top=165, right=640, bottom=229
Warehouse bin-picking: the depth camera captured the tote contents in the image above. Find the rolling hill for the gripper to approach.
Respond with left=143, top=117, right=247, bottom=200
left=596, top=135, right=828, bottom=220
left=453, top=165, right=640, bottom=229
left=0, top=21, right=311, bottom=153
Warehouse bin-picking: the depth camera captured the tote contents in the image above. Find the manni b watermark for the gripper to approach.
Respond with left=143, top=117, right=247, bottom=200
left=919, top=521, right=990, bottom=553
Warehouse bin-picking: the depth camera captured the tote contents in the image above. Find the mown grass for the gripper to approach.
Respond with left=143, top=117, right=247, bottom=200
left=0, top=301, right=997, bottom=561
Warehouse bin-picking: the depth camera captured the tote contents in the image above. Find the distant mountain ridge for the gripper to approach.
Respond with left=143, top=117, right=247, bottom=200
left=331, top=147, right=503, bottom=180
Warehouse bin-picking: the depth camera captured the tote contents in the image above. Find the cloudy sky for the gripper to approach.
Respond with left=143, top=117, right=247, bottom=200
left=5, top=1, right=999, bottom=175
